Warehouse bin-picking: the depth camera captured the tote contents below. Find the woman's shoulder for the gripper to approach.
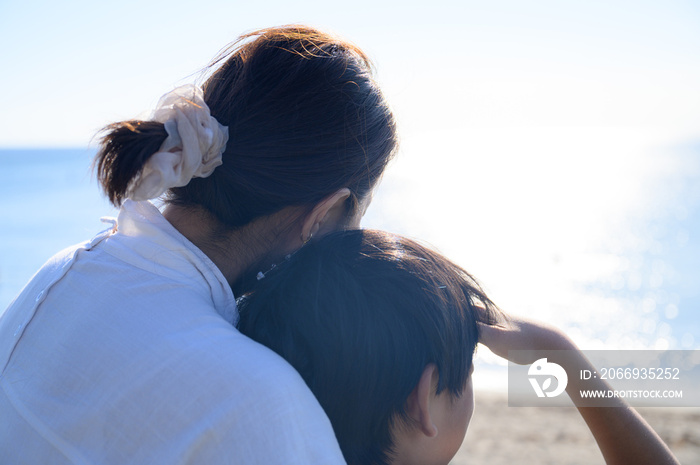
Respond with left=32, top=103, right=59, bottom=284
left=190, top=325, right=313, bottom=395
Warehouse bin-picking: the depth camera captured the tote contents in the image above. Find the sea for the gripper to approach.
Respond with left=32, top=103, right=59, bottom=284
left=0, top=148, right=118, bottom=309
left=1, top=143, right=699, bottom=391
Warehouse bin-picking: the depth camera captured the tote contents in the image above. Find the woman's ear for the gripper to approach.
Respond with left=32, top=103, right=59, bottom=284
left=405, top=363, right=439, bottom=438
left=300, top=188, right=351, bottom=243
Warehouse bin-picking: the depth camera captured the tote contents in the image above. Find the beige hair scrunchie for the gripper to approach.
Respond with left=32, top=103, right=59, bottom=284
left=126, top=84, right=229, bottom=201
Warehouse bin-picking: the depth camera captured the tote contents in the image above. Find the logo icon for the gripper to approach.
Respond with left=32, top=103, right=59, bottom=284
left=528, top=358, right=568, bottom=398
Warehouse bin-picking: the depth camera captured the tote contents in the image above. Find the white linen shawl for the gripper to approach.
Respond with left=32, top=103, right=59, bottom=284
left=0, top=200, right=345, bottom=465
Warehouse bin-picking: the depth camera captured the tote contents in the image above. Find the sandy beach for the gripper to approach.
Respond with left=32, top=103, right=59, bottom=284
left=452, top=392, right=700, bottom=464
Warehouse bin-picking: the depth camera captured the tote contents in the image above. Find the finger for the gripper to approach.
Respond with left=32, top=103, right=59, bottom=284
left=477, top=322, right=510, bottom=357
left=477, top=321, right=496, bottom=345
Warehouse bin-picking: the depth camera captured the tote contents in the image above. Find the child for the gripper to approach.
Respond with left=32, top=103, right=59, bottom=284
left=237, top=229, right=678, bottom=465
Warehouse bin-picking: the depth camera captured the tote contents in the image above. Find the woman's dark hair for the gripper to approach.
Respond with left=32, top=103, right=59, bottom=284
left=237, top=229, right=501, bottom=465
left=95, top=25, right=398, bottom=227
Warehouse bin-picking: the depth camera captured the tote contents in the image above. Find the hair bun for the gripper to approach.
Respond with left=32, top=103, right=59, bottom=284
left=126, top=85, right=228, bottom=201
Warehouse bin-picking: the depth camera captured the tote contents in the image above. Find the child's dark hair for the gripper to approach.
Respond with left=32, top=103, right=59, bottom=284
left=237, top=229, right=500, bottom=465
left=95, top=25, right=398, bottom=228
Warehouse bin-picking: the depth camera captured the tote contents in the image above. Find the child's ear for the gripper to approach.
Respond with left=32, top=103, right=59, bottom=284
left=405, top=363, right=439, bottom=438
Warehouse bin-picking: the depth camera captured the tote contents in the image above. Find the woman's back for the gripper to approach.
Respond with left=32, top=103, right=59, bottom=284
left=0, top=200, right=343, bottom=463
left=0, top=24, right=397, bottom=463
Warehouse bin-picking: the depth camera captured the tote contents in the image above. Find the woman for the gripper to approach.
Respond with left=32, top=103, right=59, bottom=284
left=0, top=26, right=397, bottom=464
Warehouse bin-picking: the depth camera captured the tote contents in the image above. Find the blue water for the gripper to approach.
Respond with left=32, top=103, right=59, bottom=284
left=1, top=147, right=699, bottom=354
left=0, top=148, right=117, bottom=309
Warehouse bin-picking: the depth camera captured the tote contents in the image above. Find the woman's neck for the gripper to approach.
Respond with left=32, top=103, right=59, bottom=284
left=162, top=204, right=280, bottom=288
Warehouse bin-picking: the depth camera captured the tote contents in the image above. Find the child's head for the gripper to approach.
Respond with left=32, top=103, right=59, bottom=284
left=237, top=229, right=499, bottom=465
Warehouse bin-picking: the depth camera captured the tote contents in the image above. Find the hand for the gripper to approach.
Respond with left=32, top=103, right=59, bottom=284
left=477, top=314, right=576, bottom=365
left=476, top=310, right=680, bottom=464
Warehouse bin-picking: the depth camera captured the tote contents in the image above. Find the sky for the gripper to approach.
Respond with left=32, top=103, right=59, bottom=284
left=1, top=0, right=700, bottom=362
left=1, top=1, right=698, bottom=147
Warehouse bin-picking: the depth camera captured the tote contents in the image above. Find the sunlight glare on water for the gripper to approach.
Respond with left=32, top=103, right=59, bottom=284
left=363, top=126, right=700, bottom=362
